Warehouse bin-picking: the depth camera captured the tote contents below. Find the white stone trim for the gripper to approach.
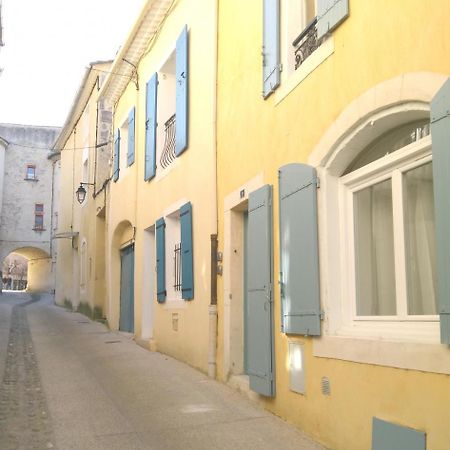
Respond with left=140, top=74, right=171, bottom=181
left=314, top=336, right=450, bottom=375
left=308, top=72, right=448, bottom=169
left=222, top=173, right=264, bottom=380
left=308, top=73, right=450, bottom=370
left=275, top=37, right=335, bottom=106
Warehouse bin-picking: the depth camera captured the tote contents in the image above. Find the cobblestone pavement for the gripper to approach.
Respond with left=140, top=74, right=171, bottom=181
left=0, top=294, right=54, bottom=450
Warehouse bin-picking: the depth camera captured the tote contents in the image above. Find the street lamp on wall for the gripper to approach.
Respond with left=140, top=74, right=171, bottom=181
left=75, top=182, right=94, bottom=204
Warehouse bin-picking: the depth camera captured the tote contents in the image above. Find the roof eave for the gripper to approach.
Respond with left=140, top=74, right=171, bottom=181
left=98, top=0, right=173, bottom=105
left=52, top=61, right=111, bottom=151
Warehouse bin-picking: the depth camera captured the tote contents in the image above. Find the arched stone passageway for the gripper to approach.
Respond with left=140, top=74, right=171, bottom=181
left=1, top=246, right=53, bottom=293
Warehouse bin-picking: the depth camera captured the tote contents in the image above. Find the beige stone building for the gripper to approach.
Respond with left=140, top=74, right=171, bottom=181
left=0, top=123, right=60, bottom=292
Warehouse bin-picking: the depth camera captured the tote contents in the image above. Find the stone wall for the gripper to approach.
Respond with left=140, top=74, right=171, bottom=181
left=0, top=124, right=60, bottom=291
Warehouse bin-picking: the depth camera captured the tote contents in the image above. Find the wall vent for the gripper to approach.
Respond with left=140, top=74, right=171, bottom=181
left=321, top=376, right=330, bottom=395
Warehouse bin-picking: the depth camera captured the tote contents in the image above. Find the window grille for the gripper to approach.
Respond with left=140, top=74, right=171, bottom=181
left=34, top=203, right=44, bottom=230
left=173, top=242, right=182, bottom=291
left=160, top=114, right=176, bottom=169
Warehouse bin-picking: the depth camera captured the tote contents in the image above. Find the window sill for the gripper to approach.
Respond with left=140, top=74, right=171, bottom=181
left=275, top=36, right=334, bottom=106
left=33, top=228, right=46, bottom=232
left=313, top=333, right=450, bottom=375
left=154, top=156, right=180, bottom=182
left=24, top=178, right=39, bottom=182
left=163, top=299, right=187, bottom=310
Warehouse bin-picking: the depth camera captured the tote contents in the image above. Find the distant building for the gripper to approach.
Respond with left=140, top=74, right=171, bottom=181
left=2, top=252, right=27, bottom=290
left=0, top=124, right=60, bottom=292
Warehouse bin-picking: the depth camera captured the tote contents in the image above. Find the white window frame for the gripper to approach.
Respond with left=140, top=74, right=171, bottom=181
left=160, top=199, right=188, bottom=309
left=280, top=0, right=317, bottom=81
left=336, top=134, right=439, bottom=342
left=155, top=47, right=177, bottom=180
left=275, top=0, right=334, bottom=106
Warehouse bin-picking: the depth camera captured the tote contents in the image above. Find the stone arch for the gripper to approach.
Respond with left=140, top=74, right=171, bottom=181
left=309, top=72, right=447, bottom=172
left=108, top=220, right=135, bottom=330
left=1, top=246, right=53, bottom=293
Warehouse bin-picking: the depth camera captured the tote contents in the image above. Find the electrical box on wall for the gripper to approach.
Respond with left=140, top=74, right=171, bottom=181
left=289, top=342, right=305, bottom=394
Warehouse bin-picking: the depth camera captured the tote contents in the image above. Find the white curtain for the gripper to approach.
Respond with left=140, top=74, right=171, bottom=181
left=404, top=163, right=437, bottom=315
left=354, top=179, right=396, bottom=316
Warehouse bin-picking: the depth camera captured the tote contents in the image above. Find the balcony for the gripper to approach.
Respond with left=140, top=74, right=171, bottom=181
left=293, top=17, right=326, bottom=70
left=160, top=114, right=176, bottom=169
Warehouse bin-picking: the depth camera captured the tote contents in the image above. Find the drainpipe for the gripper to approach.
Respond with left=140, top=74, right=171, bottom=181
left=208, top=0, right=219, bottom=380
left=209, top=234, right=218, bottom=378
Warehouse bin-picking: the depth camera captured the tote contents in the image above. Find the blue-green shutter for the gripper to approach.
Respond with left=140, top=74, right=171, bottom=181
left=262, top=0, right=280, bottom=98
left=180, top=202, right=194, bottom=300
left=119, top=244, right=134, bottom=333
left=145, top=73, right=158, bottom=181
left=247, top=185, right=275, bottom=397
left=317, top=0, right=349, bottom=39
left=127, top=107, right=135, bottom=166
left=156, top=218, right=166, bottom=303
left=431, top=77, right=450, bottom=345
left=113, top=129, right=120, bottom=182
left=279, top=164, right=321, bottom=335
left=175, top=25, right=188, bottom=156
left=372, top=418, right=426, bottom=450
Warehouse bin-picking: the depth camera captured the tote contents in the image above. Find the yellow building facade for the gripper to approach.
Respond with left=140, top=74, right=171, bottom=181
left=216, top=1, right=450, bottom=449
left=54, top=61, right=112, bottom=319
left=53, top=1, right=450, bottom=449
left=98, top=0, right=218, bottom=374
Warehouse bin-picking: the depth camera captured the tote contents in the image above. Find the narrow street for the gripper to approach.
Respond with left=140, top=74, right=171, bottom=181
left=0, top=292, right=325, bottom=450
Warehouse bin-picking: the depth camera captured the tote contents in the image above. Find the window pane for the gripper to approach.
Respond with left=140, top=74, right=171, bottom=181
left=404, top=162, right=437, bottom=315
left=35, top=204, right=43, bottom=212
left=354, top=179, right=396, bottom=315
left=27, top=166, right=35, bottom=179
left=35, top=215, right=44, bottom=228
left=344, top=120, right=430, bottom=175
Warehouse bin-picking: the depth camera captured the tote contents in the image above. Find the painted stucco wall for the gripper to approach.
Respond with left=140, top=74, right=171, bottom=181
left=54, top=62, right=111, bottom=317
left=28, top=257, right=53, bottom=292
left=0, top=124, right=60, bottom=291
left=216, top=1, right=450, bottom=450
left=54, top=131, right=77, bottom=306
left=105, top=0, right=218, bottom=373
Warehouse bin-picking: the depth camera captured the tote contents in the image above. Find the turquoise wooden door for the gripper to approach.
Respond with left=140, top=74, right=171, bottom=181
left=246, top=185, right=275, bottom=397
left=119, top=245, right=134, bottom=332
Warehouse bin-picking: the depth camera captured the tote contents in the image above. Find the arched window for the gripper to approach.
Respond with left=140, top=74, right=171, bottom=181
left=317, top=103, right=440, bottom=343
left=339, top=119, right=437, bottom=323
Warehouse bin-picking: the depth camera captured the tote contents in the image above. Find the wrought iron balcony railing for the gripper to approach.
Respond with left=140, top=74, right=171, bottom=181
left=293, top=17, right=326, bottom=70
left=160, top=113, right=176, bottom=169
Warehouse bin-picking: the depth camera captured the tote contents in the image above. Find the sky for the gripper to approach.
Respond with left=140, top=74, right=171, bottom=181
left=0, top=0, right=145, bottom=127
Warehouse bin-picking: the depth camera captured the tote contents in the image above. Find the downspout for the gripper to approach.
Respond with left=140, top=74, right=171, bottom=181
left=49, top=155, right=56, bottom=291
left=208, top=0, right=219, bottom=379
left=209, top=235, right=218, bottom=378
